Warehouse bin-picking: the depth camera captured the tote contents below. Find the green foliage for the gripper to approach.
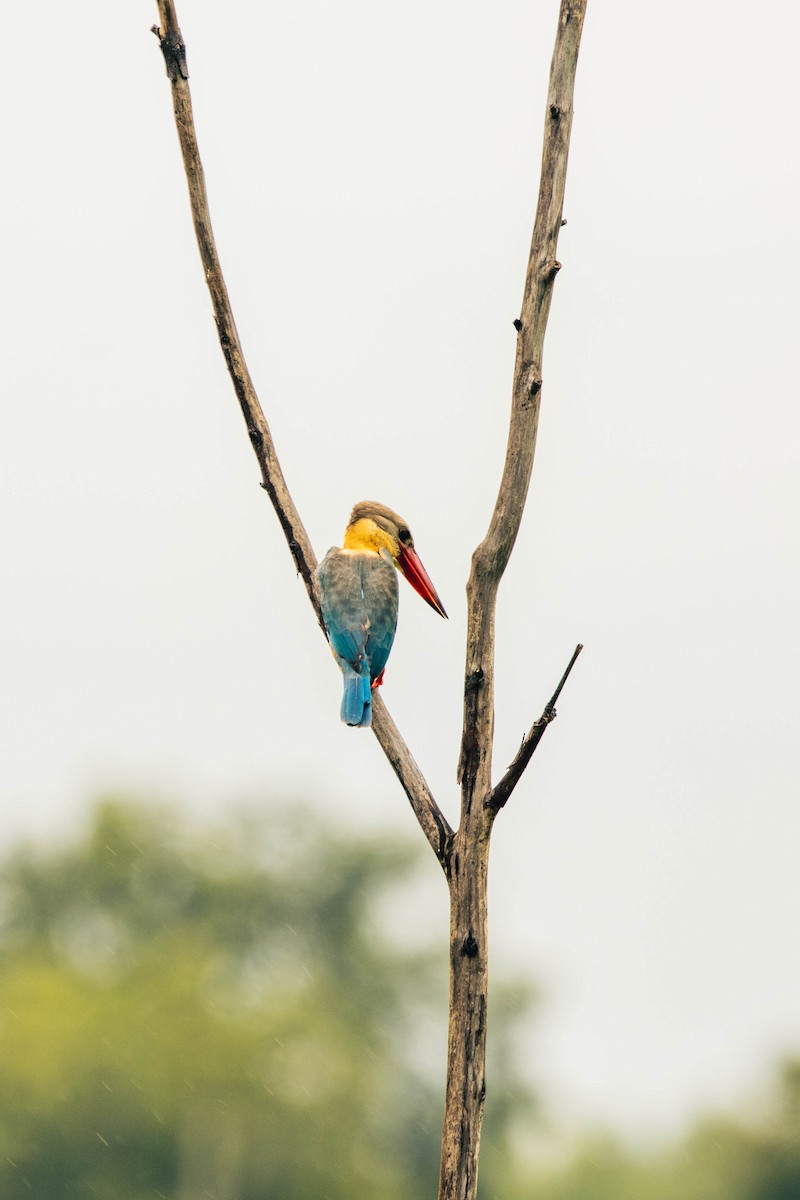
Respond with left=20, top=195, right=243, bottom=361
left=3, top=797, right=797, bottom=1200
left=0, top=801, right=449, bottom=1199
left=512, top=1061, right=800, bottom=1200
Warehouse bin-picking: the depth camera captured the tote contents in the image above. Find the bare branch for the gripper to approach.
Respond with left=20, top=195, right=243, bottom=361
left=151, top=1, right=451, bottom=856
left=152, top=8, right=587, bottom=1200
left=488, top=642, right=583, bottom=812
left=458, top=0, right=587, bottom=800
left=152, top=3, right=321, bottom=627
left=372, top=695, right=454, bottom=872
left=441, top=6, right=587, bottom=1199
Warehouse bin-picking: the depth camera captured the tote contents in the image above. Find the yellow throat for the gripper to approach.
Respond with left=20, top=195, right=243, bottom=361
left=343, top=518, right=397, bottom=558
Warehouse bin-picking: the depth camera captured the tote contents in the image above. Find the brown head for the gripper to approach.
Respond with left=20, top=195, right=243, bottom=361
left=343, top=501, right=448, bottom=618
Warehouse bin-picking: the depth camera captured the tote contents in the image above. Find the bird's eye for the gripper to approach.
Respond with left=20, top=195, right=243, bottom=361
left=398, top=528, right=412, bottom=546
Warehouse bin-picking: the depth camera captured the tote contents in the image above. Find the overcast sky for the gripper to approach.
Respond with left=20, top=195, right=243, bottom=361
left=2, top=0, right=799, bottom=1143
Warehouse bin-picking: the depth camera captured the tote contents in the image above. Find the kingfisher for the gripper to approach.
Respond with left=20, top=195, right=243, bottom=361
left=316, top=501, right=447, bottom=728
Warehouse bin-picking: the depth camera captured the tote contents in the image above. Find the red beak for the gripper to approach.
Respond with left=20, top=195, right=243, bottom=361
left=397, top=545, right=448, bottom=618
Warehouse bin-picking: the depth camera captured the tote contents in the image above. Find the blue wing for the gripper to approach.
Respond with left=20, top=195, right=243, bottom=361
left=360, top=553, right=399, bottom=679
left=316, top=549, right=399, bottom=726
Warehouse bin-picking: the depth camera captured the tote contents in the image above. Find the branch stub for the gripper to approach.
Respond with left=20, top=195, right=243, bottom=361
left=155, top=27, right=189, bottom=81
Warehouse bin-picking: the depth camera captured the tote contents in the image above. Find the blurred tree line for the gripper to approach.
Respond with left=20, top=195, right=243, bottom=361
left=0, top=799, right=797, bottom=1199
left=0, top=800, right=531, bottom=1199
left=516, top=1058, right=800, bottom=1200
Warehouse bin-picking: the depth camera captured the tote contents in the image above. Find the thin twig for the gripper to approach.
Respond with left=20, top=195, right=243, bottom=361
left=488, top=642, right=583, bottom=812
left=151, top=1, right=451, bottom=861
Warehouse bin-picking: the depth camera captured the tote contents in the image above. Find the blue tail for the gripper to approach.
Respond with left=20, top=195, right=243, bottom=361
left=341, top=665, right=372, bottom=727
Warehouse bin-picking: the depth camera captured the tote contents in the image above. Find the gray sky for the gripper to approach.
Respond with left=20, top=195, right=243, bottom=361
left=2, top=0, right=799, bottom=1142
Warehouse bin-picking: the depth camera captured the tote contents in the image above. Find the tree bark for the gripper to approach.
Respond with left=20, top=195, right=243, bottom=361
left=442, top=5, right=587, bottom=1197
left=150, top=4, right=588, bottom=1198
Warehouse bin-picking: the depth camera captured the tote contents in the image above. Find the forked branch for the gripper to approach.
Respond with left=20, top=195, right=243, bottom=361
left=151, top=8, right=587, bottom=1200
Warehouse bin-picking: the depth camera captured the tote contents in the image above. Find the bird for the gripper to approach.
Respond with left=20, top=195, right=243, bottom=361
left=316, top=501, right=447, bottom=728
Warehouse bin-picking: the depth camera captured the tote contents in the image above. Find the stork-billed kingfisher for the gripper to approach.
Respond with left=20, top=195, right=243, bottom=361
left=316, top=501, right=447, bottom=728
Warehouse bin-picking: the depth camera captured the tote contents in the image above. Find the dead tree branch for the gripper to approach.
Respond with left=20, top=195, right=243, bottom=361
left=489, top=642, right=583, bottom=812
left=151, top=2, right=319, bottom=622
left=440, top=5, right=587, bottom=1199
left=458, top=0, right=587, bottom=802
left=372, top=695, right=454, bottom=866
left=151, top=4, right=587, bottom=1199
left=150, top=0, right=452, bottom=871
